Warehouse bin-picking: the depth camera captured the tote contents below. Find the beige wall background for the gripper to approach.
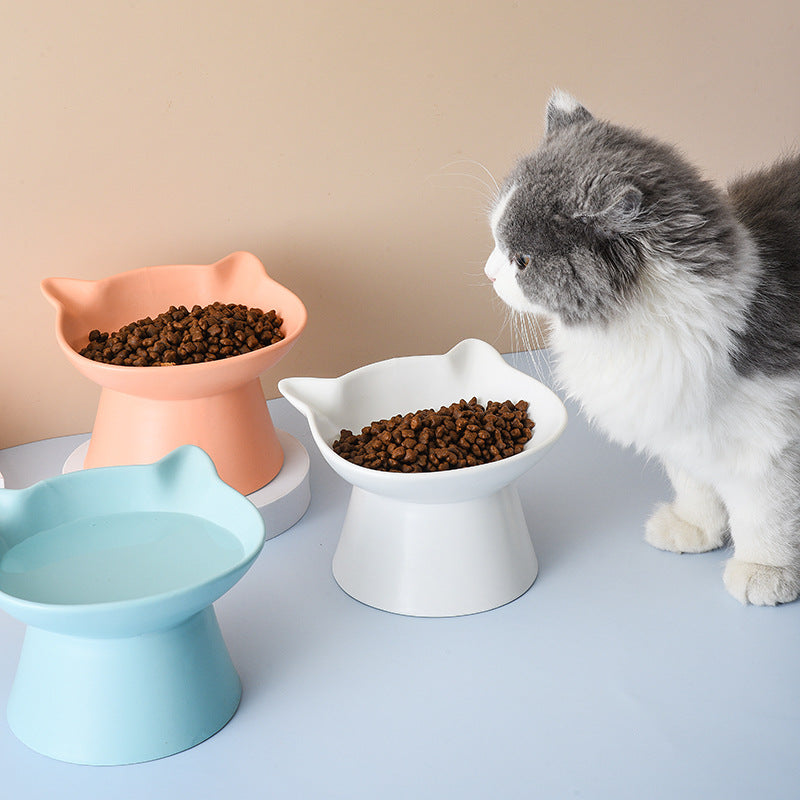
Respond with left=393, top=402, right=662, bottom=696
left=1, top=0, right=798, bottom=449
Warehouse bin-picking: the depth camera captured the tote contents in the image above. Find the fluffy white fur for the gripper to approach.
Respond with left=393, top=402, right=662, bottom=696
left=487, top=202, right=800, bottom=605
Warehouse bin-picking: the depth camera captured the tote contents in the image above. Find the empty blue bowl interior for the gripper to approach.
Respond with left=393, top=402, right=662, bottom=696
left=0, top=446, right=265, bottom=606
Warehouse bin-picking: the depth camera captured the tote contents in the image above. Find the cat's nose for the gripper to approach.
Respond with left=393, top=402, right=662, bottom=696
left=484, top=247, right=505, bottom=282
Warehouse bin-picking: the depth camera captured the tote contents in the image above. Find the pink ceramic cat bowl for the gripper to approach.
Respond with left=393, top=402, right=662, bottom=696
left=41, top=252, right=307, bottom=501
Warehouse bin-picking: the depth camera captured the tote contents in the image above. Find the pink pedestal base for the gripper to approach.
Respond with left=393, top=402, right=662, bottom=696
left=86, top=380, right=283, bottom=495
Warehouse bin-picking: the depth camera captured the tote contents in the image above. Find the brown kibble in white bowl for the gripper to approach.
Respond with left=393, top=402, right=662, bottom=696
left=332, top=398, right=534, bottom=473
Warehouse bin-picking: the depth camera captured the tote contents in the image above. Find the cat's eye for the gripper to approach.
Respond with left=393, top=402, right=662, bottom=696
left=514, top=254, right=532, bottom=270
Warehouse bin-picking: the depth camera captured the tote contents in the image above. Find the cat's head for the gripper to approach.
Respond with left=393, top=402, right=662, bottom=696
left=485, top=90, right=737, bottom=326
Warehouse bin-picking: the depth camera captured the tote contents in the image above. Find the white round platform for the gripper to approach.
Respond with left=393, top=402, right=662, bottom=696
left=62, top=429, right=311, bottom=541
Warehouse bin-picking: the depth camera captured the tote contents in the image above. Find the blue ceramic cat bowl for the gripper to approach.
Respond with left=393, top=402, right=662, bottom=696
left=0, top=445, right=265, bottom=765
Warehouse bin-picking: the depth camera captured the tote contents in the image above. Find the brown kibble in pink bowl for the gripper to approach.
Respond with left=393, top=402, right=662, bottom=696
left=80, top=302, right=285, bottom=367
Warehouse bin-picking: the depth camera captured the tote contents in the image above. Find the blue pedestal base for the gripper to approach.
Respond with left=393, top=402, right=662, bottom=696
left=7, top=606, right=241, bottom=765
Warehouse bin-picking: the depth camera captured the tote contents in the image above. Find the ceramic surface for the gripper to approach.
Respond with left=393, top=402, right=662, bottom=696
left=0, top=445, right=266, bottom=764
left=280, top=339, right=567, bottom=616
left=280, top=339, right=567, bottom=503
left=41, top=251, right=307, bottom=494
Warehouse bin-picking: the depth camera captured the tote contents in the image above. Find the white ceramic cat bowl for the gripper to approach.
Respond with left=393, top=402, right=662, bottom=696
left=0, top=445, right=265, bottom=765
left=279, top=339, right=567, bottom=617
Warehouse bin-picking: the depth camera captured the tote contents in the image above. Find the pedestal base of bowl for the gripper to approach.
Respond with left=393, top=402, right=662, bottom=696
left=64, top=430, right=311, bottom=539
left=332, top=484, right=538, bottom=617
left=7, top=606, right=240, bottom=765
left=85, top=380, right=283, bottom=495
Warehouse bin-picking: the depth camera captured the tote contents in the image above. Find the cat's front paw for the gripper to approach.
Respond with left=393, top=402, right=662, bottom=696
left=645, top=503, right=725, bottom=553
left=723, top=559, right=800, bottom=606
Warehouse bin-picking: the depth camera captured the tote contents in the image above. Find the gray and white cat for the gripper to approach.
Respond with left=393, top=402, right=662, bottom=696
left=486, top=89, right=800, bottom=605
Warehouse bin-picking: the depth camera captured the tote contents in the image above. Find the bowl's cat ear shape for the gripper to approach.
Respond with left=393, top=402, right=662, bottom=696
left=40, top=276, right=97, bottom=313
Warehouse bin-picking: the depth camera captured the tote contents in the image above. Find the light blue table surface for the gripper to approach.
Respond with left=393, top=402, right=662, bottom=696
left=0, top=352, right=797, bottom=799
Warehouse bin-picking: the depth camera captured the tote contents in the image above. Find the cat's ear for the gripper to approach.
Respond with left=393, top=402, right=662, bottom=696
left=545, top=89, right=593, bottom=136
left=579, top=180, right=643, bottom=237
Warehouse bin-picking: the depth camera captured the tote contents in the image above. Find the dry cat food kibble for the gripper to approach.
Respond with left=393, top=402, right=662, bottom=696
left=79, top=302, right=285, bottom=366
left=332, top=398, right=535, bottom=473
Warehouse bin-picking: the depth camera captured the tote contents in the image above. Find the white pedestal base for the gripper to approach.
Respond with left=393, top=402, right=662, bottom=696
left=332, top=484, right=538, bottom=617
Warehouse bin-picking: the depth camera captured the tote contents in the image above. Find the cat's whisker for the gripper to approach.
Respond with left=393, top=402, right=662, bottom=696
left=434, top=171, right=496, bottom=199
left=427, top=178, right=497, bottom=210
left=517, top=314, right=538, bottom=379
left=505, top=309, right=553, bottom=387
left=429, top=157, right=503, bottom=214
left=440, top=158, right=501, bottom=197
left=462, top=262, right=493, bottom=288
left=530, top=314, right=556, bottom=387
left=424, top=178, right=496, bottom=205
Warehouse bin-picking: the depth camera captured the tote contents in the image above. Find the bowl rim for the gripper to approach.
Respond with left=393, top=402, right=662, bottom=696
left=42, top=250, right=308, bottom=374
left=0, top=446, right=266, bottom=619
left=280, top=338, right=568, bottom=492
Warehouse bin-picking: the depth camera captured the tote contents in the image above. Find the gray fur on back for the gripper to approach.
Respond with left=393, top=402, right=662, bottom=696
left=728, top=157, right=800, bottom=376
